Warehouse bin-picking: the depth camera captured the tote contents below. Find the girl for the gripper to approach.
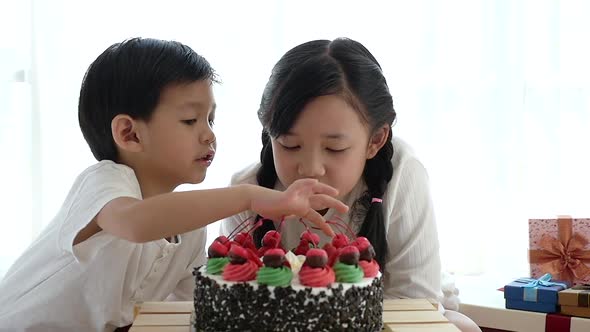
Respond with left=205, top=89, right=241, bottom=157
left=222, top=38, right=480, bottom=331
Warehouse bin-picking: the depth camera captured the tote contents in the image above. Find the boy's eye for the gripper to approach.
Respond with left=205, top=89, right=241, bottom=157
left=208, top=118, right=215, bottom=126
left=181, top=119, right=197, bottom=125
left=326, top=148, right=348, bottom=153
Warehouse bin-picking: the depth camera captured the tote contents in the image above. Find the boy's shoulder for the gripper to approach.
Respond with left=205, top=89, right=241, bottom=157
left=83, top=159, right=134, bottom=174
left=230, top=162, right=260, bottom=186
left=76, top=160, right=137, bottom=183
left=65, top=160, right=141, bottom=204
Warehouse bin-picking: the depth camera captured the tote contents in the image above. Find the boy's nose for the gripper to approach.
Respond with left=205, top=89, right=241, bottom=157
left=201, top=126, right=215, bottom=145
left=204, top=134, right=215, bottom=145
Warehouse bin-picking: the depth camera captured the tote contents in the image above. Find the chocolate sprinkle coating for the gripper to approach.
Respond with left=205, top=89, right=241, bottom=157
left=193, top=267, right=383, bottom=331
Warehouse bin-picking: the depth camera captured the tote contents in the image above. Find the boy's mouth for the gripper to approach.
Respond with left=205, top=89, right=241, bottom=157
left=196, top=151, right=215, bottom=166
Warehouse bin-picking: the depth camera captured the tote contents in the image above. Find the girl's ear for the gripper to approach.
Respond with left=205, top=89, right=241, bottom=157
left=111, top=114, right=143, bottom=153
left=366, top=124, right=390, bottom=159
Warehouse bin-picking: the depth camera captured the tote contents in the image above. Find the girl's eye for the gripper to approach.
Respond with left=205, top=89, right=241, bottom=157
left=182, top=119, right=197, bottom=125
left=327, top=148, right=348, bottom=153
left=281, top=144, right=300, bottom=151
left=208, top=118, right=215, bottom=126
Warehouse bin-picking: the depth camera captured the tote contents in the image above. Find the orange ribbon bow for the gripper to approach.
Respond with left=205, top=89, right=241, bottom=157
left=529, top=217, right=590, bottom=284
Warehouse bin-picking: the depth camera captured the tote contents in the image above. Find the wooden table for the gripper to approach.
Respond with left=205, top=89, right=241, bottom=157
left=130, top=299, right=460, bottom=332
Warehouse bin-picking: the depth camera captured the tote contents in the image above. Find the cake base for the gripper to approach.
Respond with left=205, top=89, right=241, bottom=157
left=193, top=267, right=383, bottom=332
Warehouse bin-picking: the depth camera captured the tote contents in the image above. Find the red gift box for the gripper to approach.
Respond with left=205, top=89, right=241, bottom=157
left=529, top=216, right=590, bottom=286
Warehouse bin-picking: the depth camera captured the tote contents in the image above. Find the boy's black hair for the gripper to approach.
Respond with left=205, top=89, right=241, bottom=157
left=78, top=37, right=217, bottom=161
left=254, top=38, right=396, bottom=269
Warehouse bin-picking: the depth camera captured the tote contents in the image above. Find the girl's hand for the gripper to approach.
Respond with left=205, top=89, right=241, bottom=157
left=250, top=179, right=349, bottom=237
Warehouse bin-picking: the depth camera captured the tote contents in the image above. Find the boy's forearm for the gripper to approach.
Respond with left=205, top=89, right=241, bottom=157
left=106, top=184, right=262, bottom=242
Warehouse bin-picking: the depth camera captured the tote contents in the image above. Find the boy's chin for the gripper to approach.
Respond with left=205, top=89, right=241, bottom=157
left=181, top=171, right=207, bottom=185
left=189, top=175, right=206, bottom=184
left=180, top=171, right=207, bottom=185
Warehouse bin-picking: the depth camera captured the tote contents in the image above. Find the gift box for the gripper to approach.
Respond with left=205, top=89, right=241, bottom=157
left=504, top=274, right=569, bottom=313
left=559, top=284, right=590, bottom=318
left=529, top=216, right=590, bottom=286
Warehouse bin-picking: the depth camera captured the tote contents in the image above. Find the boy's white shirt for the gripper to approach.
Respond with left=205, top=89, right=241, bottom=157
left=0, top=160, right=206, bottom=332
left=221, top=137, right=457, bottom=309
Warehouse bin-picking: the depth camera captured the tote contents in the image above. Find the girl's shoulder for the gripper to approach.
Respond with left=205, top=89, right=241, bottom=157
left=390, top=136, right=424, bottom=169
left=387, top=136, right=431, bottom=195
left=230, top=162, right=261, bottom=185
left=391, top=136, right=411, bottom=150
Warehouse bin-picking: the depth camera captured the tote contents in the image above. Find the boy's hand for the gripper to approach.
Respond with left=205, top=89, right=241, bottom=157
left=250, top=179, right=349, bottom=237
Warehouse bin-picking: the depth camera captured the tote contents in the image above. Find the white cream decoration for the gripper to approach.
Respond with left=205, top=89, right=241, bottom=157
left=284, top=251, right=304, bottom=274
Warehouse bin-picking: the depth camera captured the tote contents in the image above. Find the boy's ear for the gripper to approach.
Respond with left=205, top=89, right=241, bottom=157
left=366, top=124, right=390, bottom=159
left=111, top=114, right=143, bottom=153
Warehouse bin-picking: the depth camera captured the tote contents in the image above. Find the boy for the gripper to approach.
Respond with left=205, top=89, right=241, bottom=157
left=0, top=38, right=347, bottom=332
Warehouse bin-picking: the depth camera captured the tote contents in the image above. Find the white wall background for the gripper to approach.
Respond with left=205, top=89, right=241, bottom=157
left=1, top=0, right=589, bottom=282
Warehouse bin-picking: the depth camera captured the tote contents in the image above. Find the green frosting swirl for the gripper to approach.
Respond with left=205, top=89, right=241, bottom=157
left=206, top=257, right=230, bottom=275
left=334, top=262, right=364, bottom=283
left=256, top=266, right=293, bottom=287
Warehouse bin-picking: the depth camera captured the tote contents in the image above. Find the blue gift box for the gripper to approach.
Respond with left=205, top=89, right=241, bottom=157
left=504, top=273, right=569, bottom=313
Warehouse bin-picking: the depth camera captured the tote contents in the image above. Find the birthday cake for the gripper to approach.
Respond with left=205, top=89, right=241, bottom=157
left=193, top=219, right=383, bottom=331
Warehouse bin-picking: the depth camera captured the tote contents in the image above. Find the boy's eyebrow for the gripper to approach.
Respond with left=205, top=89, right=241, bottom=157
left=181, top=101, right=216, bottom=113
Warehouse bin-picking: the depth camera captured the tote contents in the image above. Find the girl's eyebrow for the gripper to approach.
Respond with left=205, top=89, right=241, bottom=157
left=283, top=132, right=348, bottom=140
left=321, top=134, right=347, bottom=139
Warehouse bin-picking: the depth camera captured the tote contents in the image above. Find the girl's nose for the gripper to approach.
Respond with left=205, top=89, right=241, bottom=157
left=297, top=155, right=326, bottom=178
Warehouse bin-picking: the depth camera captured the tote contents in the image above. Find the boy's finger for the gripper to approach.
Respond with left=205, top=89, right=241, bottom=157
left=310, top=195, right=349, bottom=214
left=309, top=181, right=339, bottom=196
left=305, top=210, right=335, bottom=237
left=295, top=178, right=318, bottom=184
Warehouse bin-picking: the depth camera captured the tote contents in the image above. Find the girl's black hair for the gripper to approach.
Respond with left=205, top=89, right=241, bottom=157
left=253, top=38, right=396, bottom=269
